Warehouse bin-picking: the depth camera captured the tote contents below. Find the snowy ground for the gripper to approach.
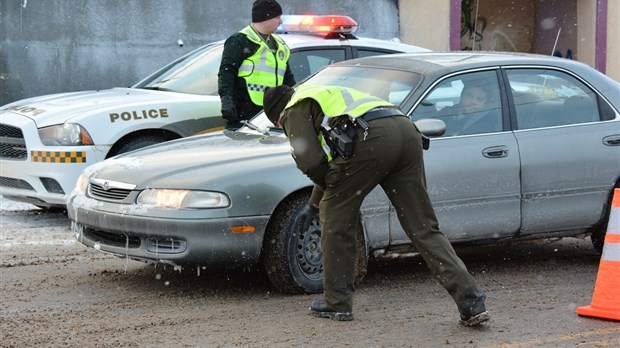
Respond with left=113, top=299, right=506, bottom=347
left=0, top=195, right=38, bottom=211
left=2, top=195, right=620, bottom=347
left=0, top=196, right=75, bottom=249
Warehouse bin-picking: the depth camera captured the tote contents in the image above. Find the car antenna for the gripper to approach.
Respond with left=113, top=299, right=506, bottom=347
left=551, top=13, right=567, bottom=56
left=240, top=120, right=269, bottom=135
left=551, top=27, right=562, bottom=55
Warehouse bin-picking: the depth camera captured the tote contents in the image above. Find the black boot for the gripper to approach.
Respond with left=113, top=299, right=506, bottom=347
left=309, top=299, right=353, bottom=321
left=458, top=295, right=490, bottom=327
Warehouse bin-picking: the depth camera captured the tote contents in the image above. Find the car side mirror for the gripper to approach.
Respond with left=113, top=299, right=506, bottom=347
left=414, top=118, right=446, bottom=137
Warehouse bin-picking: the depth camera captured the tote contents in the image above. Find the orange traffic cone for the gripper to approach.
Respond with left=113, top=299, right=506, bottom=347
left=576, top=188, right=620, bottom=321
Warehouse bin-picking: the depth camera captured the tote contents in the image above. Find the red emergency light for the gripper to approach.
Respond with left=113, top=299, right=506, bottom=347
left=277, top=15, right=358, bottom=36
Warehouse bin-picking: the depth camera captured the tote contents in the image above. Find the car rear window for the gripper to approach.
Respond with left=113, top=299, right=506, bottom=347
left=506, top=69, right=606, bottom=129
left=305, top=66, right=421, bottom=105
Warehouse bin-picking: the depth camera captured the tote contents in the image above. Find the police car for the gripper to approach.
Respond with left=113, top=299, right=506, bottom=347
left=0, top=15, right=429, bottom=208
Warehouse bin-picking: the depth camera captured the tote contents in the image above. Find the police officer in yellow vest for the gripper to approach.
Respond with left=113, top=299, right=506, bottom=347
left=263, top=84, right=490, bottom=326
left=218, top=0, right=295, bottom=129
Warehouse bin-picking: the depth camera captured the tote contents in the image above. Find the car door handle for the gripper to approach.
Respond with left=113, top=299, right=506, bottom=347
left=603, top=135, right=620, bottom=146
left=482, top=145, right=509, bottom=158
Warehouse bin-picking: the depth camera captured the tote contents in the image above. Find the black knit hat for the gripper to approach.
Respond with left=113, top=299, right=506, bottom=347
left=263, top=85, right=293, bottom=125
left=252, top=0, right=283, bottom=22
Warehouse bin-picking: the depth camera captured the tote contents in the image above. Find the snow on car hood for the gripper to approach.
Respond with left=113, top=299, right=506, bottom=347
left=0, top=87, right=209, bottom=127
left=83, top=129, right=301, bottom=189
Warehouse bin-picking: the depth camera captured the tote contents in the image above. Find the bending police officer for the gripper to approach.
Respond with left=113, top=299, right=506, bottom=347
left=218, top=0, right=296, bottom=129
left=262, top=84, right=490, bottom=326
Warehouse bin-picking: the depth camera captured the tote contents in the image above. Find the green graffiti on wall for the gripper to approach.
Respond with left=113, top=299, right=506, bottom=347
left=461, top=0, right=486, bottom=50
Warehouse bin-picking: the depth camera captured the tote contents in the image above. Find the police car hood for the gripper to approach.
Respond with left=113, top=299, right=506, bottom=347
left=1, top=87, right=214, bottom=127
left=82, top=129, right=306, bottom=189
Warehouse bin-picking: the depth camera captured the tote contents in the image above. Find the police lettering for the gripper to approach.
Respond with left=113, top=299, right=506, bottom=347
left=2, top=105, right=47, bottom=116
left=109, top=108, right=169, bottom=123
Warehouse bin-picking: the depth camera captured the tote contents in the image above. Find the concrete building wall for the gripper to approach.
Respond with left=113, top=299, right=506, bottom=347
left=0, top=0, right=402, bottom=106
left=1, top=0, right=617, bottom=107
left=606, top=0, right=620, bottom=81
left=405, top=0, right=619, bottom=83
left=398, top=0, right=451, bottom=51
left=577, top=0, right=597, bottom=68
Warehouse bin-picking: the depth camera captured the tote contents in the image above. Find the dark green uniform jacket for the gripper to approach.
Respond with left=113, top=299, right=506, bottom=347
left=218, top=31, right=296, bottom=120
left=279, top=98, right=328, bottom=205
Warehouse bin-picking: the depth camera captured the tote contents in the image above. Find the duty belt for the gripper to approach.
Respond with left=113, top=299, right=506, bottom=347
left=354, top=107, right=406, bottom=140
left=360, top=107, right=406, bottom=122
left=355, top=107, right=429, bottom=150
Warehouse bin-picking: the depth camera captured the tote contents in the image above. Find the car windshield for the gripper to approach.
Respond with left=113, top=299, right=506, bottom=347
left=248, top=65, right=422, bottom=130
left=133, top=43, right=224, bottom=96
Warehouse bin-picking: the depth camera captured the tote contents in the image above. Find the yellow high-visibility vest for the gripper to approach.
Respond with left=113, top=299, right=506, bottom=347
left=286, top=84, right=396, bottom=161
left=287, top=84, right=394, bottom=117
left=238, top=26, right=290, bottom=106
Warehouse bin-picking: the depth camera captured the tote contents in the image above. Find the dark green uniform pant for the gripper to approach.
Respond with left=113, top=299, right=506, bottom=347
left=319, top=115, right=484, bottom=312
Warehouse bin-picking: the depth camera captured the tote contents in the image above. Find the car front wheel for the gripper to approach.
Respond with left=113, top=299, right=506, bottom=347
left=262, top=192, right=368, bottom=294
left=107, top=132, right=178, bottom=157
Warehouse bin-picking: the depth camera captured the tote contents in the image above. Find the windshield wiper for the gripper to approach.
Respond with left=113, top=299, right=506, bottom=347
left=240, top=120, right=269, bottom=136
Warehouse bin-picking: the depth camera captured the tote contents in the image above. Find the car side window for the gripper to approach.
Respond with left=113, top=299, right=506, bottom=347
left=506, top=69, right=605, bottom=130
left=411, top=71, right=502, bottom=137
left=355, top=48, right=398, bottom=59
left=288, top=49, right=346, bottom=82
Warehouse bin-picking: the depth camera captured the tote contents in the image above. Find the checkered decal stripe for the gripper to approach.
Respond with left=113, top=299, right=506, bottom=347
left=30, top=151, right=86, bottom=163
left=247, top=84, right=267, bottom=92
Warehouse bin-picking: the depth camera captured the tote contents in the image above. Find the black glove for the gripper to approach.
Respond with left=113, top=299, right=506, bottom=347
left=220, top=95, right=238, bottom=124
left=297, top=202, right=319, bottom=232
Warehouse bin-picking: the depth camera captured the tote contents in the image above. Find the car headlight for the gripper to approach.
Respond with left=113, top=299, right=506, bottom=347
left=137, top=189, right=230, bottom=209
left=74, top=173, right=89, bottom=194
left=38, top=123, right=94, bottom=146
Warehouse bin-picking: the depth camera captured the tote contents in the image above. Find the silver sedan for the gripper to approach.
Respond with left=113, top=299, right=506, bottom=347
left=68, top=52, right=620, bottom=294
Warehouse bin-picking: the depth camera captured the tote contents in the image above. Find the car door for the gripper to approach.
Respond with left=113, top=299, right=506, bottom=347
left=504, top=67, right=620, bottom=234
left=394, top=70, right=522, bottom=244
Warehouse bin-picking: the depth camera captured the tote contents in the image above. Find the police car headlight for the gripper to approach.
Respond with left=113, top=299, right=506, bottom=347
left=136, top=189, right=230, bottom=209
left=39, top=124, right=94, bottom=146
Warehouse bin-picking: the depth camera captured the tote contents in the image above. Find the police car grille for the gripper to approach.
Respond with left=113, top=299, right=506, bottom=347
left=0, top=176, right=35, bottom=191
left=89, top=183, right=133, bottom=201
left=0, top=124, right=27, bottom=160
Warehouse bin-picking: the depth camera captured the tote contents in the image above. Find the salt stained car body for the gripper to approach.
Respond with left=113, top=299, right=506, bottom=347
left=0, top=15, right=429, bottom=208
left=69, top=52, right=620, bottom=294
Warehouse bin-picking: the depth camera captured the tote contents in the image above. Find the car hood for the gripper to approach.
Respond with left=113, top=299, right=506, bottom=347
left=0, top=87, right=211, bottom=128
left=83, top=129, right=299, bottom=189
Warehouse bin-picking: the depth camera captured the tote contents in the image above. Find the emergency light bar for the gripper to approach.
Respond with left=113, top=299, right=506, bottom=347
left=277, top=15, right=358, bottom=36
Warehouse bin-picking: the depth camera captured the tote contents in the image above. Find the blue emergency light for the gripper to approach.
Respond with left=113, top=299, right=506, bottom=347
left=277, top=15, right=358, bottom=35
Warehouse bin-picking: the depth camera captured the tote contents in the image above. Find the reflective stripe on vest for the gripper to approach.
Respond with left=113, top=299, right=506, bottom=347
left=238, top=26, right=290, bottom=106
left=287, top=84, right=394, bottom=118
left=318, top=134, right=333, bottom=162
left=286, top=84, right=396, bottom=161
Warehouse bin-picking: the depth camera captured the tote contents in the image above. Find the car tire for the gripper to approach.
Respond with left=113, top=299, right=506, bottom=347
left=590, top=188, right=617, bottom=255
left=35, top=205, right=67, bottom=214
left=262, top=192, right=368, bottom=294
left=590, top=226, right=605, bottom=255
left=108, top=134, right=172, bottom=157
